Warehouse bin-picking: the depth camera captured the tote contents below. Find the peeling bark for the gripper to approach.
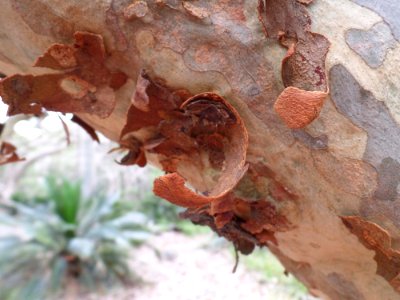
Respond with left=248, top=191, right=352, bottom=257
left=1, top=0, right=400, bottom=299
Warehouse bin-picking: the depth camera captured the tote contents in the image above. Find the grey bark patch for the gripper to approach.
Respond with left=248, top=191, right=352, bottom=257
left=326, top=273, right=365, bottom=300
left=329, top=64, right=400, bottom=201
left=346, top=22, right=396, bottom=68
left=374, top=158, right=400, bottom=201
left=292, top=129, right=328, bottom=150
left=351, top=0, right=400, bottom=41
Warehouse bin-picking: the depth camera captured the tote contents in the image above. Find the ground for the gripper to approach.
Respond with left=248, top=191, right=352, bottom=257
left=84, top=231, right=317, bottom=300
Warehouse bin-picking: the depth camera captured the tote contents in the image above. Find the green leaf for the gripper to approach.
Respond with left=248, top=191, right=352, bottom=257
left=49, top=257, right=67, bottom=292
left=68, top=238, right=96, bottom=260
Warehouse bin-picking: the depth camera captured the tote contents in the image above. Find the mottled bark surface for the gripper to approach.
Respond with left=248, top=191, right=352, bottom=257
left=1, top=1, right=400, bottom=299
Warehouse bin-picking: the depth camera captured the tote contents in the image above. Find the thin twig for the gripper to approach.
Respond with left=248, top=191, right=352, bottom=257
left=232, top=245, right=240, bottom=273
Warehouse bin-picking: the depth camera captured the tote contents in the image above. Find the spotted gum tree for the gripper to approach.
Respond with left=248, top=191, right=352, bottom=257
left=1, top=1, right=400, bottom=299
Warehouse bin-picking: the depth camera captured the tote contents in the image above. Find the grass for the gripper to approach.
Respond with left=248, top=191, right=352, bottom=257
left=241, top=247, right=309, bottom=298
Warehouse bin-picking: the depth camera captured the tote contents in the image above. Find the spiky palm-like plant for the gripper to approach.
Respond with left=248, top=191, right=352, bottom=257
left=0, top=178, right=150, bottom=300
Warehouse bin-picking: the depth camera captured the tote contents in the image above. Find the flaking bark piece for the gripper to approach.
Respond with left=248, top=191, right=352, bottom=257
left=152, top=98, right=235, bottom=166
left=151, top=112, right=198, bottom=158
left=120, top=71, right=185, bottom=138
left=113, top=136, right=147, bottom=167
left=282, top=32, right=330, bottom=92
left=0, top=32, right=127, bottom=118
left=71, top=115, right=100, bottom=143
left=240, top=200, right=290, bottom=234
left=34, top=44, right=77, bottom=70
left=274, top=87, right=327, bottom=129
left=341, top=216, right=400, bottom=291
left=0, top=142, right=24, bottom=166
left=260, top=0, right=311, bottom=39
left=258, top=0, right=330, bottom=128
left=153, top=173, right=212, bottom=208
left=153, top=92, right=248, bottom=208
left=210, top=196, right=288, bottom=240
left=180, top=207, right=257, bottom=255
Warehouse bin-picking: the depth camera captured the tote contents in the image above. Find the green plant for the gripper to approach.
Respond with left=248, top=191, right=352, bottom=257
left=134, top=191, right=183, bottom=225
left=0, top=178, right=151, bottom=300
left=241, top=247, right=308, bottom=298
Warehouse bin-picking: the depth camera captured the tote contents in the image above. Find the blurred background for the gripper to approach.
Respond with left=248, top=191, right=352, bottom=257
left=0, top=100, right=316, bottom=300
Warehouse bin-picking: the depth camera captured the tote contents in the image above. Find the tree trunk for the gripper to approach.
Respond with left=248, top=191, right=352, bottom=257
left=1, top=1, right=400, bottom=299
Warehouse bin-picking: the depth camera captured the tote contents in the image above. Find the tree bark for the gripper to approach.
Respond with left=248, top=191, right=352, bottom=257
left=1, top=1, right=400, bottom=299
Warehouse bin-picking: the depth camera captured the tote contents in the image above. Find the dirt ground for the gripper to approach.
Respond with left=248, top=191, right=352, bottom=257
left=84, top=232, right=316, bottom=300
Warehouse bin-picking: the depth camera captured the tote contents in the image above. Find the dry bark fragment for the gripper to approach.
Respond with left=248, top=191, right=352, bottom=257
left=0, top=142, right=24, bottom=166
left=122, top=72, right=248, bottom=197
left=71, top=115, right=100, bottom=143
left=240, top=200, right=290, bottom=234
left=0, top=32, right=127, bottom=118
left=341, top=216, right=400, bottom=291
left=258, top=0, right=330, bottom=128
left=113, top=136, right=147, bottom=167
left=121, top=72, right=185, bottom=138
left=180, top=196, right=290, bottom=254
left=154, top=173, right=213, bottom=208
left=274, top=87, right=326, bottom=129
left=34, top=44, right=77, bottom=70
left=180, top=207, right=257, bottom=255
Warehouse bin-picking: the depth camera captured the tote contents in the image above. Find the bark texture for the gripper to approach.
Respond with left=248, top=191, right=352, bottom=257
left=1, top=0, right=400, bottom=299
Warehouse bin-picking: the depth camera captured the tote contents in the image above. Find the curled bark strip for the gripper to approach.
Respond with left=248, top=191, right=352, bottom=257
left=122, top=74, right=248, bottom=208
left=258, top=0, right=330, bottom=128
left=0, top=142, right=24, bottom=166
left=71, top=115, right=100, bottom=143
left=274, top=87, right=327, bottom=129
left=153, top=173, right=213, bottom=208
left=341, top=216, right=400, bottom=291
left=154, top=93, right=248, bottom=208
left=180, top=93, right=249, bottom=196
left=0, top=32, right=127, bottom=118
